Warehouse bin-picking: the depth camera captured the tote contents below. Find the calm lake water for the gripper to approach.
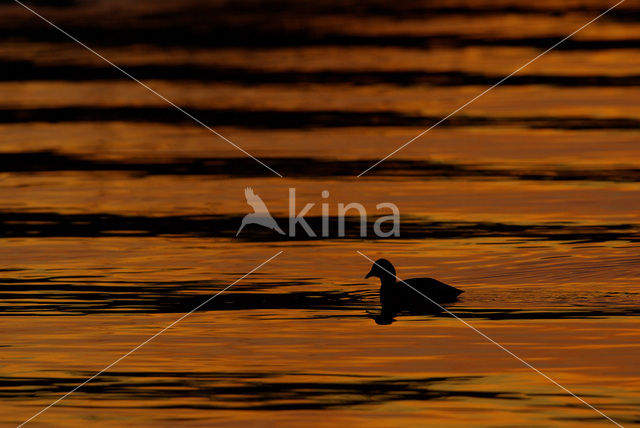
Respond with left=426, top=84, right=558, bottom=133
left=1, top=0, right=639, bottom=426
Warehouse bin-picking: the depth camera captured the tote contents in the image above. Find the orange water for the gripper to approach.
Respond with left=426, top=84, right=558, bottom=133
left=1, top=0, right=639, bottom=426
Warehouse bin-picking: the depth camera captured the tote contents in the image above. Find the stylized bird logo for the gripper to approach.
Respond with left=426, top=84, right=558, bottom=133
left=236, top=187, right=285, bottom=236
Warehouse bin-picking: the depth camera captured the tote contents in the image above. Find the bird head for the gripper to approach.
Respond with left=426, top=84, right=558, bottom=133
left=365, top=258, right=396, bottom=281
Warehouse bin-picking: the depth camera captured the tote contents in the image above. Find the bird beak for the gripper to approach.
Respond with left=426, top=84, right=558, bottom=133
left=365, top=269, right=374, bottom=279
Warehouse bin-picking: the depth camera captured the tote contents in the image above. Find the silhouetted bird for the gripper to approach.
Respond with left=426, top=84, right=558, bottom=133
left=365, top=259, right=463, bottom=320
left=236, top=187, right=285, bottom=236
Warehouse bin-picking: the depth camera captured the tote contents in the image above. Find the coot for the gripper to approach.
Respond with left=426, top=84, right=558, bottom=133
left=365, top=258, right=463, bottom=313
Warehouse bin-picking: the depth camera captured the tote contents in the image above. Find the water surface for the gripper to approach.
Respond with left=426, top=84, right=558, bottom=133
left=1, top=0, right=639, bottom=426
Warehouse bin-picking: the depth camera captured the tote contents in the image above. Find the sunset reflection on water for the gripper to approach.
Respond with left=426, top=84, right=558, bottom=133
left=1, top=0, right=639, bottom=426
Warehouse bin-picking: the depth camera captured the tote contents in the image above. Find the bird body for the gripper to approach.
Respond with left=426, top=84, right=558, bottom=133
left=381, top=277, right=462, bottom=304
